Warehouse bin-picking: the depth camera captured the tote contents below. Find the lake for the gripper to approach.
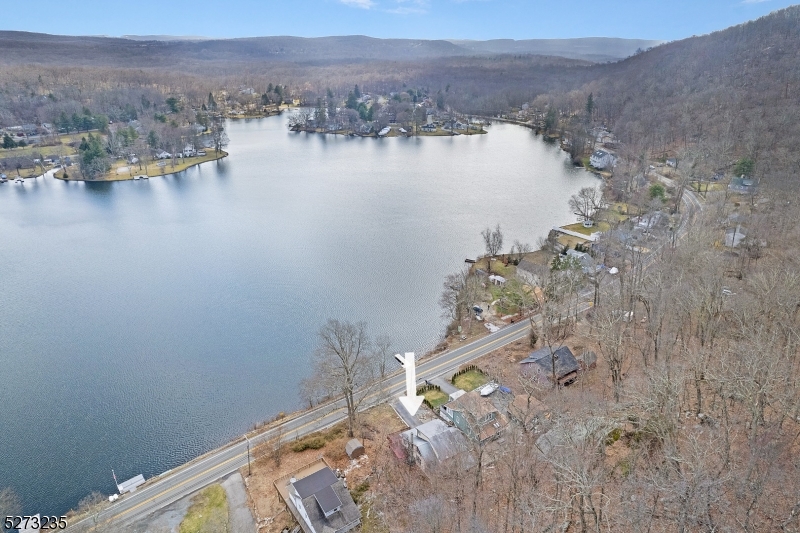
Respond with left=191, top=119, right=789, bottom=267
left=0, top=113, right=599, bottom=515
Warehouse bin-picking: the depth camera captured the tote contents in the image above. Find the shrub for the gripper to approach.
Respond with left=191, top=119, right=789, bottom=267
left=649, top=183, right=666, bottom=201
left=605, top=427, right=622, bottom=446
left=350, top=481, right=369, bottom=504
left=291, top=436, right=326, bottom=452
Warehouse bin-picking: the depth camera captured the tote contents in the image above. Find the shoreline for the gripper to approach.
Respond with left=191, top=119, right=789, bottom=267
left=53, top=151, right=228, bottom=182
left=289, top=126, right=487, bottom=138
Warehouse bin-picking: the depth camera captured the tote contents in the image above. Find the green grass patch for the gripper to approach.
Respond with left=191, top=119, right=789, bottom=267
left=562, top=221, right=610, bottom=235
left=0, top=133, right=85, bottom=159
left=602, top=203, right=638, bottom=223
left=421, top=389, right=450, bottom=408
left=179, top=484, right=228, bottom=533
left=472, top=256, right=513, bottom=277
left=453, top=369, right=489, bottom=392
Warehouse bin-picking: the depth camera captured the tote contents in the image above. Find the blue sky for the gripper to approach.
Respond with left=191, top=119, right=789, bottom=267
left=2, top=0, right=797, bottom=41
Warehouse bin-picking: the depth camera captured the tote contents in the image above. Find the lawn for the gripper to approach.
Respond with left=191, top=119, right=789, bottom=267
left=562, top=221, right=610, bottom=235
left=471, top=256, right=514, bottom=277
left=0, top=132, right=85, bottom=159
left=453, top=369, right=489, bottom=392
left=120, top=151, right=228, bottom=179
left=421, top=388, right=450, bottom=408
left=557, top=234, right=590, bottom=250
left=55, top=151, right=229, bottom=181
left=179, top=484, right=228, bottom=533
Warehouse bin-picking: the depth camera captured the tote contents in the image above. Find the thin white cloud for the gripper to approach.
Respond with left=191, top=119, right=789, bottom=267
left=340, top=0, right=375, bottom=9
left=385, top=0, right=428, bottom=14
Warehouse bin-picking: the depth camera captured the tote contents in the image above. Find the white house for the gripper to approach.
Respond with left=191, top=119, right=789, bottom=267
left=590, top=149, right=616, bottom=170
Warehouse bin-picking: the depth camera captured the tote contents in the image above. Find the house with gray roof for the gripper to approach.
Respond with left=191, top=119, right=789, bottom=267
left=396, top=419, right=473, bottom=474
left=590, top=149, right=616, bottom=170
left=729, top=176, right=757, bottom=194
left=520, top=346, right=580, bottom=386
left=282, top=462, right=361, bottom=533
left=516, top=259, right=544, bottom=286
left=565, top=249, right=597, bottom=275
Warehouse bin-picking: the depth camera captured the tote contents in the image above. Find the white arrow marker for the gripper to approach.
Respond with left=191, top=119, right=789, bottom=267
left=394, top=352, right=424, bottom=416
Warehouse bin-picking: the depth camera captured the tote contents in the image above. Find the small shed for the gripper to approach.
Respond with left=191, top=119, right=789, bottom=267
left=345, top=438, right=365, bottom=459
left=117, top=474, right=145, bottom=494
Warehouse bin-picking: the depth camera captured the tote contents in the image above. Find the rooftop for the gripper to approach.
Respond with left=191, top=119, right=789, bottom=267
left=520, top=346, right=580, bottom=381
left=276, top=459, right=361, bottom=533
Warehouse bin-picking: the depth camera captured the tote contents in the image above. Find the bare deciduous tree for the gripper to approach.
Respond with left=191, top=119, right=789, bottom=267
left=569, top=187, right=605, bottom=226
left=481, top=224, right=504, bottom=272
left=303, top=319, right=378, bottom=437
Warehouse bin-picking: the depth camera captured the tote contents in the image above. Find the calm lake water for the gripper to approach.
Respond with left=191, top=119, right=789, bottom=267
left=0, top=114, right=598, bottom=515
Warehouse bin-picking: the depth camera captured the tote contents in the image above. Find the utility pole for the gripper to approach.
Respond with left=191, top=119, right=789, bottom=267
left=244, top=435, right=251, bottom=477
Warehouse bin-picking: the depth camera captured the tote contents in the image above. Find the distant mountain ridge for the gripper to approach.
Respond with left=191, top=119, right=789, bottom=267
left=121, top=35, right=210, bottom=42
left=447, top=37, right=663, bottom=62
left=0, top=32, right=657, bottom=65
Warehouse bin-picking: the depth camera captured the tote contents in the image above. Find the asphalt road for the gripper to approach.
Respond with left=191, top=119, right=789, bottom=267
left=66, top=182, right=702, bottom=532
left=65, top=319, right=539, bottom=531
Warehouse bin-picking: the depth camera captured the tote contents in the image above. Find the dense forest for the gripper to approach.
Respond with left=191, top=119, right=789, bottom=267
left=2, top=7, right=799, bottom=185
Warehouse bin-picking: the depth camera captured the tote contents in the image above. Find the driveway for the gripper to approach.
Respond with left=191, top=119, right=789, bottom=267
left=221, top=472, right=257, bottom=533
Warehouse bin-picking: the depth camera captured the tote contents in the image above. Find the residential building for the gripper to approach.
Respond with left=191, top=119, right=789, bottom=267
left=520, top=346, right=580, bottom=386
left=729, top=176, right=757, bottom=194
left=516, top=259, right=543, bottom=286
left=590, top=149, right=616, bottom=170
left=565, top=249, right=597, bottom=275
left=390, top=419, right=473, bottom=474
left=440, top=390, right=508, bottom=444
left=278, top=460, right=361, bottom=533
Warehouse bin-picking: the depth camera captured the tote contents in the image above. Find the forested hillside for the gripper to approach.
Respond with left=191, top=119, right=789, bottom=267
left=537, top=6, right=800, bottom=189
left=1, top=8, right=799, bottom=180
left=0, top=32, right=654, bottom=66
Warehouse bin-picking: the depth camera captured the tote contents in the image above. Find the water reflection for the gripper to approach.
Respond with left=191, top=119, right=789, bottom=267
left=0, top=116, right=599, bottom=516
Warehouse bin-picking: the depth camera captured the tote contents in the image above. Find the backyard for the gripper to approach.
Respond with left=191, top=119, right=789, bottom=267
left=452, top=369, right=489, bottom=392
left=420, top=388, right=450, bottom=408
